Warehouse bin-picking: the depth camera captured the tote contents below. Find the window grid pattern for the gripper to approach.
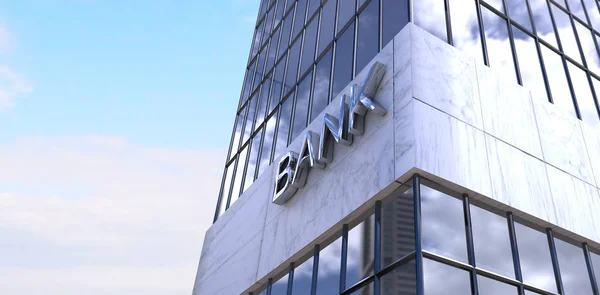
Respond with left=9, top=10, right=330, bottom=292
left=214, top=0, right=410, bottom=221
left=247, top=175, right=600, bottom=295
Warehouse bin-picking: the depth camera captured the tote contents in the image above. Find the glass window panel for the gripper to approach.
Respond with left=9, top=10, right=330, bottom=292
left=241, top=67, right=254, bottom=107
left=259, top=0, right=269, bottom=18
left=301, top=15, right=320, bottom=77
left=568, top=62, right=600, bottom=126
left=346, top=214, right=375, bottom=289
left=292, top=256, right=314, bottom=294
left=275, top=93, right=294, bottom=159
left=555, top=238, right=594, bottom=295
left=482, top=8, right=518, bottom=83
left=591, top=251, right=600, bottom=291
left=229, top=145, right=248, bottom=207
left=515, top=222, right=557, bottom=293
left=541, top=45, right=577, bottom=116
left=279, top=14, right=294, bottom=60
left=477, top=275, right=518, bottom=295
left=356, top=0, right=379, bottom=74
left=414, top=0, right=447, bottom=42
left=311, top=48, right=333, bottom=121
left=244, top=130, right=263, bottom=192
left=259, top=112, right=277, bottom=175
left=252, top=21, right=265, bottom=59
left=293, top=0, right=309, bottom=40
left=271, top=55, right=288, bottom=114
left=255, top=48, right=267, bottom=91
left=381, top=259, right=417, bottom=295
left=318, top=0, right=337, bottom=56
left=229, top=106, right=247, bottom=161
left=286, top=37, right=303, bottom=91
left=575, top=21, right=600, bottom=74
left=583, top=0, right=600, bottom=30
left=358, top=0, right=368, bottom=10
left=316, top=236, right=342, bottom=295
left=285, top=0, right=296, bottom=15
left=264, top=7, right=275, bottom=40
left=332, top=22, right=355, bottom=99
left=567, top=0, right=587, bottom=21
left=449, top=0, right=484, bottom=63
left=274, top=0, right=286, bottom=29
left=292, top=71, right=313, bottom=140
left=256, top=75, right=272, bottom=131
left=266, top=27, right=281, bottom=74
left=529, top=0, right=559, bottom=48
left=243, top=95, right=258, bottom=144
left=382, top=0, right=409, bottom=48
left=349, top=281, right=373, bottom=294
left=421, top=185, right=468, bottom=263
left=271, top=273, right=290, bottom=295
left=507, top=0, right=533, bottom=31
left=381, top=187, right=415, bottom=268
left=337, top=0, right=356, bottom=35
left=217, top=164, right=235, bottom=217
left=308, top=0, right=320, bottom=19
left=256, top=285, right=268, bottom=295
left=470, top=205, right=514, bottom=278
left=486, top=0, right=506, bottom=13
left=513, top=25, right=547, bottom=100
left=552, top=4, right=582, bottom=64
left=424, top=259, right=471, bottom=294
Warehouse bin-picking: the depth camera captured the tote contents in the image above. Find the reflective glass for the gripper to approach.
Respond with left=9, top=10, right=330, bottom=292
left=423, top=259, right=471, bottom=294
left=316, top=236, right=342, bottom=295
left=272, top=273, right=290, bottom=295
left=293, top=0, right=309, bottom=40
left=486, top=0, right=506, bottom=13
left=356, top=0, right=379, bottom=74
left=421, top=186, right=468, bottom=263
left=255, top=48, right=267, bottom=91
left=591, top=251, right=600, bottom=291
left=567, top=0, right=587, bottom=21
left=477, top=275, right=518, bottom=295
left=286, top=37, right=303, bottom=91
left=243, top=96, right=258, bottom=144
left=318, top=0, right=337, bottom=56
left=252, top=21, right=265, bottom=60
left=259, top=112, right=277, bottom=175
left=381, top=260, right=417, bottom=295
left=292, top=71, right=313, bottom=140
left=554, top=239, right=594, bottom=294
left=274, top=0, right=286, bottom=29
left=301, top=15, right=320, bottom=77
left=449, top=0, right=484, bottom=63
left=217, top=164, right=235, bottom=217
left=229, top=106, right=247, bottom=161
left=244, top=130, right=263, bottom=192
left=528, top=0, right=558, bottom=48
left=414, top=0, right=447, bottom=42
left=349, top=281, right=372, bottom=294
left=332, top=22, right=355, bottom=99
left=482, top=8, right=517, bottom=83
left=575, top=21, right=600, bottom=74
left=275, top=93, right=294, bottom=158
left=584, top=0, right=600, bottom=30
left=513, top=25, right=547, bottom=100
left=515, top=223, right=557, bottom=293
left=292, top=256, right=314, bottom=294
left=471, top=205, right=514, bottom=278
left=568, top=62, right=600, bottom=126
left=381, top=188, right=415, bottom=268
left=507, top=0, right=533, bottom=32
left=229, top=145, right=248, bottom=206
left=337, top=0, right=356, bottom=34
left=241, top=67, right=254, bottom=107
left=264, top=7, right=275, bottom=40
left=382, top=0, right=409, bottom=48
left=552, top=4, right=582, bottom=64
left=270, top=56, right=288, bottom=114
left=279, top=14, right=294, bottom=60
left=308, top=0, right=320, bottom=19
left=311, top=48, right=333, bottom=121
left=266, top=27, right=281, bottom=74
left=256, top=285, right=268, bottom=295
left=256, top=76, right=272, bottom=131
left=541, top=45, right=577, bottom=117
left=346, top=214, right=374, bottom=289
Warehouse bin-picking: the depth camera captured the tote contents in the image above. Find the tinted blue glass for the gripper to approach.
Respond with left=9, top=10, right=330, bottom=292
left=292, top=257, right=314, bottom=294
left=555, top=238, right=594, bottom=295
left=275, top=93, right=294, bottom=158
left=332, top=22, right=355, bottom=99
left=271, top=273, right=289, bottom=295
left=292, top=71, right=313, bottom=140
left=286, top=37, right=303, bottom=92
left=449, top=0, right=483, bottom=63
left=414, top=0, right=447, bottom=42
left=381, top=260, right=416, bottom=294
left=266, top=26, right=281, bottom=74
left=229, top=106, right=247, bottom=161
left=382, top=0, right=409, bottom=47
left=308, top=0, right=320, bottom=19
left=346, top=214, right=374, bottom=289
left=316, top=236, right=342, bottom=295
left=243, top=130, right=263, bottom=192
left=243, top=96, right=258, bottom=144
left=270, top=56, right=288, bottom=114
left=256, top=75, right=272, bottom=130
left=273, top=0, right=286, bottom=29
left=279, top=13, right=294, bottom=60
left=318, top=0, right=337, bottom=56
left=424, top=259, right=471, bottom=294
left=300, top=15, right=319, bottom=77
left=356, top=0, right=379, bottom=74
left=337, top=0, right=356, bottom=34
left=311, top=48, right=333, bottom=121
left=477, top=275, right=518, bottom=294
left=470, top=205, right=514, bottom=278
left=259, top=112, right=277, bottom=175
left=293, top=0, right=309, bottom=40
left=515, top=223, right=557, bottom=293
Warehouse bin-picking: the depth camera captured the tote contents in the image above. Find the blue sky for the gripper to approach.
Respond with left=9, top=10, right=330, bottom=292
left=0, top=1, right=259, bottom=294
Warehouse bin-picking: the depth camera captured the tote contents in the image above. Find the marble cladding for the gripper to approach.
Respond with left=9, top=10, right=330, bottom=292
left=193, top=23, right=600, bottom=295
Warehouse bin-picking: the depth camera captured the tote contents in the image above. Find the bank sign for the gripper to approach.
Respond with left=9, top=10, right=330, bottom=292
left=273, top=62, right=388, bottom=205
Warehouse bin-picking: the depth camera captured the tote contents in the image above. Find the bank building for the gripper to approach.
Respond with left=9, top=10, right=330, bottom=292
left=193, top=0, right=600, bottom=294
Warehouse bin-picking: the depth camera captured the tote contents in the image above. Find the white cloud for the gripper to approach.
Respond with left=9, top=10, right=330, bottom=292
left=0, top=135, right=226, bottom=294
left=0, top=65, right=34, bottom=110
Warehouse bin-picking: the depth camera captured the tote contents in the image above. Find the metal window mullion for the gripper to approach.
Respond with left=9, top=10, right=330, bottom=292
left=506, top=213, right=526, bottom=295
left=253, top=128, right=265, bottom=181
left=413, top=175, right=424, bottom=295
left=379, top=0, right=383, bottom=51
left=340, top=224, right=349, bottom=293
left=311, top=245, right=320, bottom=295
left=578, top=0, right=600, bottom=120
left=546, top=229, right=565, bottom=295
left=267, top=278, right=273, bottom=295
left=463, top=195, right=479, bottom=295
left=583, top=243, right=600, bottom=295
left=445, top=0, right=454, bottom=46
left=212, top=167, right=229, bottom=223
left=287, top=262, right=295, bottom=295
left=475, top=0, right=491, bottom=66
left=224, top=157, right=239, bottom=210
left=374, top=201, right=382, bottom=295
left=524, top=0, right=555, bottom=104
left=500, top=0, right=524, bottom=85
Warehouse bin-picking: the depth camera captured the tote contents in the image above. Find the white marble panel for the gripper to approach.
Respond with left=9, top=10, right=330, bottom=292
left=411, top=25, right=483, bottom=129
left=580, top=121, right=600, bottom=188
left=485, top=135, right=556, bottom=224
left=413, top=100, right=492, bottom=197
left=532, top=98, right=595, bottom=185
left=476, top=63, right=543, bottom=159
left=193, top=233, right=262, bottom=295
left=546, top=165, right=600, bottom=242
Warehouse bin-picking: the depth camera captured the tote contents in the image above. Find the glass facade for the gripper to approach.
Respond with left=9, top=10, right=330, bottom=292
left=247, top=176, right=600, bottom=295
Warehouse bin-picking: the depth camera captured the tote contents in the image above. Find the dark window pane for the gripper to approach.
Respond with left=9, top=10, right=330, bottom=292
left=243, top=95, right=258, bottom=144
left=529, top=0, right=558, bottom=48
left=229, top=106, right=247, bottom=162
left=301, top=15, right=319, bottom=77
left=551, top=4, right=582, bottom=64
left=255, top=48, right=267, bottom=91
left=381, top=259, right=417, bottom=295
left=424, top=259, right=471, bottom=294
left=414, top=0, right=447, bottom=42
left=259, top=112, right=277, bottom=175
left=513, top=26, right=547, bottom=100
left=382, top=0, right=409, bottom=47
left=217, top=164, right=235, bottom=217
left=449, top=0, right=483, bottom=63
left=555, top=238, right=594, bottom=295
left=285, top=0, right=296, bottom=15
left=293, top=0, right=309, bottom=40
left=515, top=223, right=557, bottom=293
left=264, top=7, right=275, bottom=40
left=316, top=236, right=342, bottom=295
left=292, top=71, right=313, bottom=140
left=507, top=0, right=533, bottom=31
left=541, top=45, right=577, bottom=117
left=229, top=145, right=248, bottom=207
left=470, top=205, right=514, bottom=278
left=286, top=37, right=303, bottom=91
left=568, top=62, right=600, bottom=126
left=346, top=213, right=374, bottom=289
left=421, top=185, right=468, bottom=263
left=381, top=187, right=415, bottom=269
left=308, top=0, right=320, bottom=19
left=271, top=273, right=290, bottom=295
left=486, top=0, right=505, bottom=13
left=256, top=75, right=272, bottom=131
left=567, top=0, right=587, bottom=21
left=332, top=22, right=355, bottom=99
left=274, top=0, right=286, bottom=29
left=311, top=48, right=333, bottom=121
left=292, top=256, right=314, bottom=295
left=252, top=22, right=265, bottom=60
left=275, top=93, right=294, bottom=159
left=575, top=21, right=600, bottom=74
left=477, top=275, right=518, bottom=294
left=244, top=130, right=263, bottom=192
left=271, top=56, right=288, bottom=114
left=482, top=7, right=517, bottom=83
left=259, top=0, right=269, bottom=18
left=279, top=15, right=294, bottom=60
left=266, top=27, right=281, bottom=74
left=358, top=0, right=368, bottom=10
left=318, top=0, right=337, bottom=56
left=241, top=67, right=254, bottom=107
left=591, top=251, right=600, bottom=291
left=356, top=0, right=379, bottom=74
left=337, top=0, right=356, bottom=35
